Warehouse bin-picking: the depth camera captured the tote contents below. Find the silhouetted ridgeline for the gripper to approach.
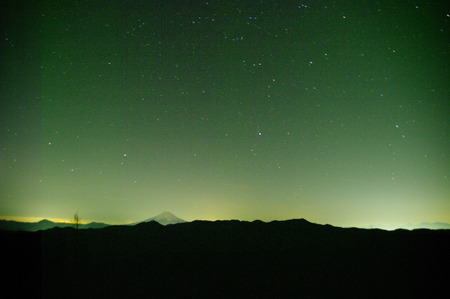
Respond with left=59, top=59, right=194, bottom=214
left=0, top=219, right=109, bottom=231
left=2, top=219, right=449, bottom=298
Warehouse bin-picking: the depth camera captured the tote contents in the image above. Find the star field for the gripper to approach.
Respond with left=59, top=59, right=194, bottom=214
left=1, top=0, right=448, bottom=227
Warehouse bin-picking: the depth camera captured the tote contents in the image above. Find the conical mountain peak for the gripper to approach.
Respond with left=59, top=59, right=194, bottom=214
left=142, top=211, right=186, bottom=225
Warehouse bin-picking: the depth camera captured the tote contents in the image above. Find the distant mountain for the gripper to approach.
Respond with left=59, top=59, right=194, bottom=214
left=139, top=211, right=186, bottom=225
left=0, top=219, right=109, bottom=231
left=410, top=222, right=450, bottom=230
left=83, top=222, right=110, bottom=229
left=363, top=222, right=450, bottom=230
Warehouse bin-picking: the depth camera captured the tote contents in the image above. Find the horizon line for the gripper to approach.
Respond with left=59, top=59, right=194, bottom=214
left=1, top=215, right=449, bottom=230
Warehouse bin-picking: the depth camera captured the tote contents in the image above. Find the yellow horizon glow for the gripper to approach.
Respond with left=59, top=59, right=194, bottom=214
left=0, top=215, right=91, bottom=224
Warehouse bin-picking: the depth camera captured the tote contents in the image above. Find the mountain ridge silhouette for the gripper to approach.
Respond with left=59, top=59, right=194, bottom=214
left=0, top=218, right=109, bottom=231
left=2, top=214, right=450, bottom=232
left=2, top=217, right=449, bottom=298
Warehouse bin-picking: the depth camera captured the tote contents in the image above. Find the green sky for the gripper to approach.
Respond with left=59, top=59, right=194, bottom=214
left=1, top=0, right=448, bottom=227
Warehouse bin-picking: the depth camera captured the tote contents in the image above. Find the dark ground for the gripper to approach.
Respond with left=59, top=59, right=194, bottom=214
left=3, top=219, right=450, bottom=298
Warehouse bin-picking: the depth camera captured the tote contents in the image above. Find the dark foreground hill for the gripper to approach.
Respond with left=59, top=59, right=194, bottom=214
left=2, top=219, right=449, bottom=298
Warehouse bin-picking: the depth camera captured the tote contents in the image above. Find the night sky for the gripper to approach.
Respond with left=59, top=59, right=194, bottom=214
left=1, top=0, right=449, bottom=227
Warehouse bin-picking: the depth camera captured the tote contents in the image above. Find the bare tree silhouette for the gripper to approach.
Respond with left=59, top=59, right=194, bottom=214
left=73, top=212, right=80, bottom=229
